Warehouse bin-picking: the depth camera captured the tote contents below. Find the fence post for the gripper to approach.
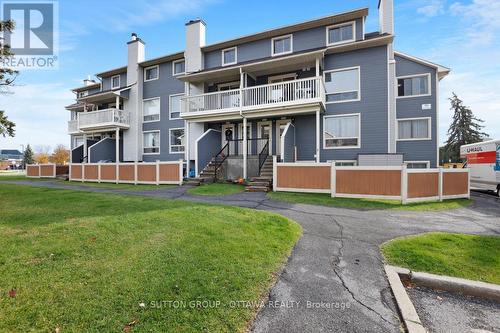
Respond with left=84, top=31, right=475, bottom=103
left=82, top=164, right=85, bottom=183
left=53, top=164, right=56, bottom=178
left=134, top=162, right=138, bottom=185
left=467, top=169, right=471, bottom=199
left=38, top=165, right=41, bottom=178
left=69, top=164, right=72, bottom=181
left=156, top=160, right=160, bottom=186
left=115, top=162, right=119, bottom=184
left=401, top=164, right=408, bottom=205
left=331, top=161, right=336, bottom=198
left=438, top=168, right=443, bottom=201
left=179, top=159, right=184, bottom=185
left=98, top=163, right=101, bottom=183
left=272, top=155, right=277, bottom=192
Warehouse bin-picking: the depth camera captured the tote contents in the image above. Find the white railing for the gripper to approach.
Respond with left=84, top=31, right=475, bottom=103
left=78, top=108, right=130, bottom=130
left=68, top=119, right=79, bottom=133
left=181, top=76, right=324, bottom=114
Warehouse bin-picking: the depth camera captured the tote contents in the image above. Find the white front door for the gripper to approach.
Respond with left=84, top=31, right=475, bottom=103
left=257, top=121, right=272, bottom=156
left=221, top=124, right=235, bottom=155
left=276, top=119, right=291, bottom=157
left=238, top=122, right=252, bottom=155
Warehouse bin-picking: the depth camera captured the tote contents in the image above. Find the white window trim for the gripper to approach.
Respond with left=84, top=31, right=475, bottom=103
left=172, top=59, right=186, bottom=76
left=169, top=127, right=185, bottom=154
left=77, top=90, right=88, bottom=98
left=221, top=46, right=237, bottom=66
left=396, top=117, right=432, bottom=141
left=323, top=66, right=361, bottom=104
left=111, top=75, right=121, bottom=89
left=144, top=65, right=159, bottom=82
left=143, top=130, right=160, bottom=155
left=217, top=81, right=240, bottom=90
left=142, top=97, right=161, bottom=123
left=169, top=93, right=184, bottom=120
left=327, top=160, right=358, bottom=166
left=323, top=113, right=361, bottom=150
left=271, top=34, right=293, bottom=57
left=405, top=161, right=430, bottom=168
left=267, top=73, right=297, bottom=83
left=396, top=73, right=432, bottom=99
left=326, top=21, right=356, bottom=46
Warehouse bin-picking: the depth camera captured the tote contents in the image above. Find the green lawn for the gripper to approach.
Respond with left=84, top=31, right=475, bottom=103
left=64, top=180, right=175, bottom=191
left=267, top=191, right=472, bottom=211
left=187, top=183, right=245, bottom=196
left=382, top=233, right=500, bottom=284
left=0, top=175, right=49, bottom=181
left=0, top=184, right=301, bottom=332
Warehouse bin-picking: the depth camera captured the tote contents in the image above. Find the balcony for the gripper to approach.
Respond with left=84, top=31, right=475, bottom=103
left=181, top=76, right=325, bottom=119
left=67, top=108, right=130, bottom=134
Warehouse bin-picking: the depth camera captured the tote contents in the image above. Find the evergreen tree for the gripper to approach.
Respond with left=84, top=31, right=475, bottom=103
left=444, top=93, right=488, bottom=162
left=0, top=110, right=15, bottom=137
left=23, top=144, right=34, bottom=167
left=0, top=19, right=19, bottom=88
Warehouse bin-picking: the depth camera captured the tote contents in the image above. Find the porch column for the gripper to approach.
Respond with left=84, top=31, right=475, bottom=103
left=185, top=121, right=190, bottom=178
left=115, top=128, right=120, bottom=184
left=315, top=57, right=320, bottom=76
left=115, top=95, right=120, bottom=109
left=316, top=109, right=320, bottom=163
left=83, top=134, right=87, bottom=163
left=243, top=117, right=247, bottom=179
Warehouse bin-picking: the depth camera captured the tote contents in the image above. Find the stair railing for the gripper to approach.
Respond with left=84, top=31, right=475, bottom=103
left=213, top=142, right=230, bottom=182
left=258, top=139, right=269, bottom=175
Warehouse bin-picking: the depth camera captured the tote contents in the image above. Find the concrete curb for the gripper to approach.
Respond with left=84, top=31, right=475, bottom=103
left=411, top=271, right=500, bottom=303
left=384, top=265, right=426, bottom=333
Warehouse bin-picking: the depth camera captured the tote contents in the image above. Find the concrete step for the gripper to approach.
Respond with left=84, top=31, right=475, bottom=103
left=252, top=177, right=272, bottom=182
left=245, top=185, right=270, bottom=192
left=247, top=181, right=270, bottom=187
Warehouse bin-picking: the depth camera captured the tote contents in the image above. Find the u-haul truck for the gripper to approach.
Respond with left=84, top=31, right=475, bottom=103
left=460, top=139, right=500, bottom=195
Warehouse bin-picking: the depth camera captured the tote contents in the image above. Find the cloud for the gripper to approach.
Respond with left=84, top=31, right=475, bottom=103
left=417, top=0, right=445, bottom=17
left=0, top=84, right=73, bottom=150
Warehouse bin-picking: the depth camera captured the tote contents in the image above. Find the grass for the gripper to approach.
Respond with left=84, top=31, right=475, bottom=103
left=63, top=181, right=175, bottom=191
left=0, top=184, right=301, bottom=332
left=267, top=191, right=472, bottom=211
left=187, top=183, right=246, bottom=196
left=382, top=233, right=500, bottom=284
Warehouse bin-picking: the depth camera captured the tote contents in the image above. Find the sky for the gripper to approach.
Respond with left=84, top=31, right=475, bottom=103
left=1, top=0, right=499, bottom=152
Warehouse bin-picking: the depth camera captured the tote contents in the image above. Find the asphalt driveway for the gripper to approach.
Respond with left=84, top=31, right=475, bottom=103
left=2, top=180, right=499, bottom=332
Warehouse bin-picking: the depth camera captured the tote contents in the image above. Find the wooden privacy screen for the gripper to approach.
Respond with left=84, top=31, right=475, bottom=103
left=26, top=165, right=39, bottom=177
left=336, top=170, right=401, bottom=196
left=407, top=172, right=439, bottom=199
left=276, top=165, right=331, bottom=190
left=68, top=162, right=182, bottom=185
left=443, top=172, right=469, bottom=196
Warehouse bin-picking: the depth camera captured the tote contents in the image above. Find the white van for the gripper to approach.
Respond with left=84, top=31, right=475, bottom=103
left=460, top=139, right=500, bottom=195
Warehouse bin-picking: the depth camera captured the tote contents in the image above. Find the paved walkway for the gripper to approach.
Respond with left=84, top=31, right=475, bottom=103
left=2, top=180, right=500, bottom=332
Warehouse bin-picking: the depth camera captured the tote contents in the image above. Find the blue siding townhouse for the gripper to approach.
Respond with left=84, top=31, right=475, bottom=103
left=66, top=0, right=449, bottom=183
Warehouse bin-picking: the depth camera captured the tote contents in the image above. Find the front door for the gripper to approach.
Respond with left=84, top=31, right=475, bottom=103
left=238, top=123, right=252, bottom=155
left=257, top=121, right=272, bottom=156
left=221, top=124, right=235, bottom=155
left=276, top=119, right=291, bottom=157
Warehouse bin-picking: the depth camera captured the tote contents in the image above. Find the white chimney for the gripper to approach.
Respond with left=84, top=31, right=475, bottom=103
left=83, top=75, right=95, bottom=86
left=378, top=0, right=394, bottom=35
left=127, top=33, right=145, bottom=85
left=185, top=19, right=206, bottom=73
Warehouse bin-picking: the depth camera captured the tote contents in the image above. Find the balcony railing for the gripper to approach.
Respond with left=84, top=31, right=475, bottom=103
left=68, top=119, right=79, bottom=134
left=181, top=76, right=325, bottom=115
left=78, top=108, right=130, bottom=130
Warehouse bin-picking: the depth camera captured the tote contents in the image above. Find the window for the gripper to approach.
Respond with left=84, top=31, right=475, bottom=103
left=111, top=75, right=120, bottom=89
left=144, top=65, right=159, bottom=81
left=327, top=22, right=355, bottom=45
left=329, top=160, right=357, bottom=166
left=143, top=97, right=160, bottom=122
left=77, top=90, right=88, bottom=98
left=271, top=35, right=292, bottom=56
left=397, top=74, right=430, bottom=97
left=169, top=128, right=185, bottom=153
left=323, top=114, right=360, bottom=149
left=74, top=136, right=84, bottom=147
left=397, top=118, right=431, bottom=140
left=172, top=59, right=185, bottom=76
left=222, top=47, right=237, bottom=66
left=406, top=161, right=430, bottom=169
left=143, top=131, right=160, bottom=154
left=324, top=67, right=360, bottom=103
left=169, top=94, right=184, bottom=120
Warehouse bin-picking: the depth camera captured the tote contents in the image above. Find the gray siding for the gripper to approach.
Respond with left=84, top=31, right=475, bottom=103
left=88, top=138, right=123, bottom=163
left=320, top=45, right=389, bottom=162
left=203, top=18, right=364, bottom=70
left=196, top=129, right=221, bottom=174
left=282, top=125, right=295, bottom=162
left=142, top=60, right=185, bottom=162
left=101, top=72, right=127, bottom=91
left=395, top=55, right=438, bottom=167
left=294, top=115, right=316, bottom=161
